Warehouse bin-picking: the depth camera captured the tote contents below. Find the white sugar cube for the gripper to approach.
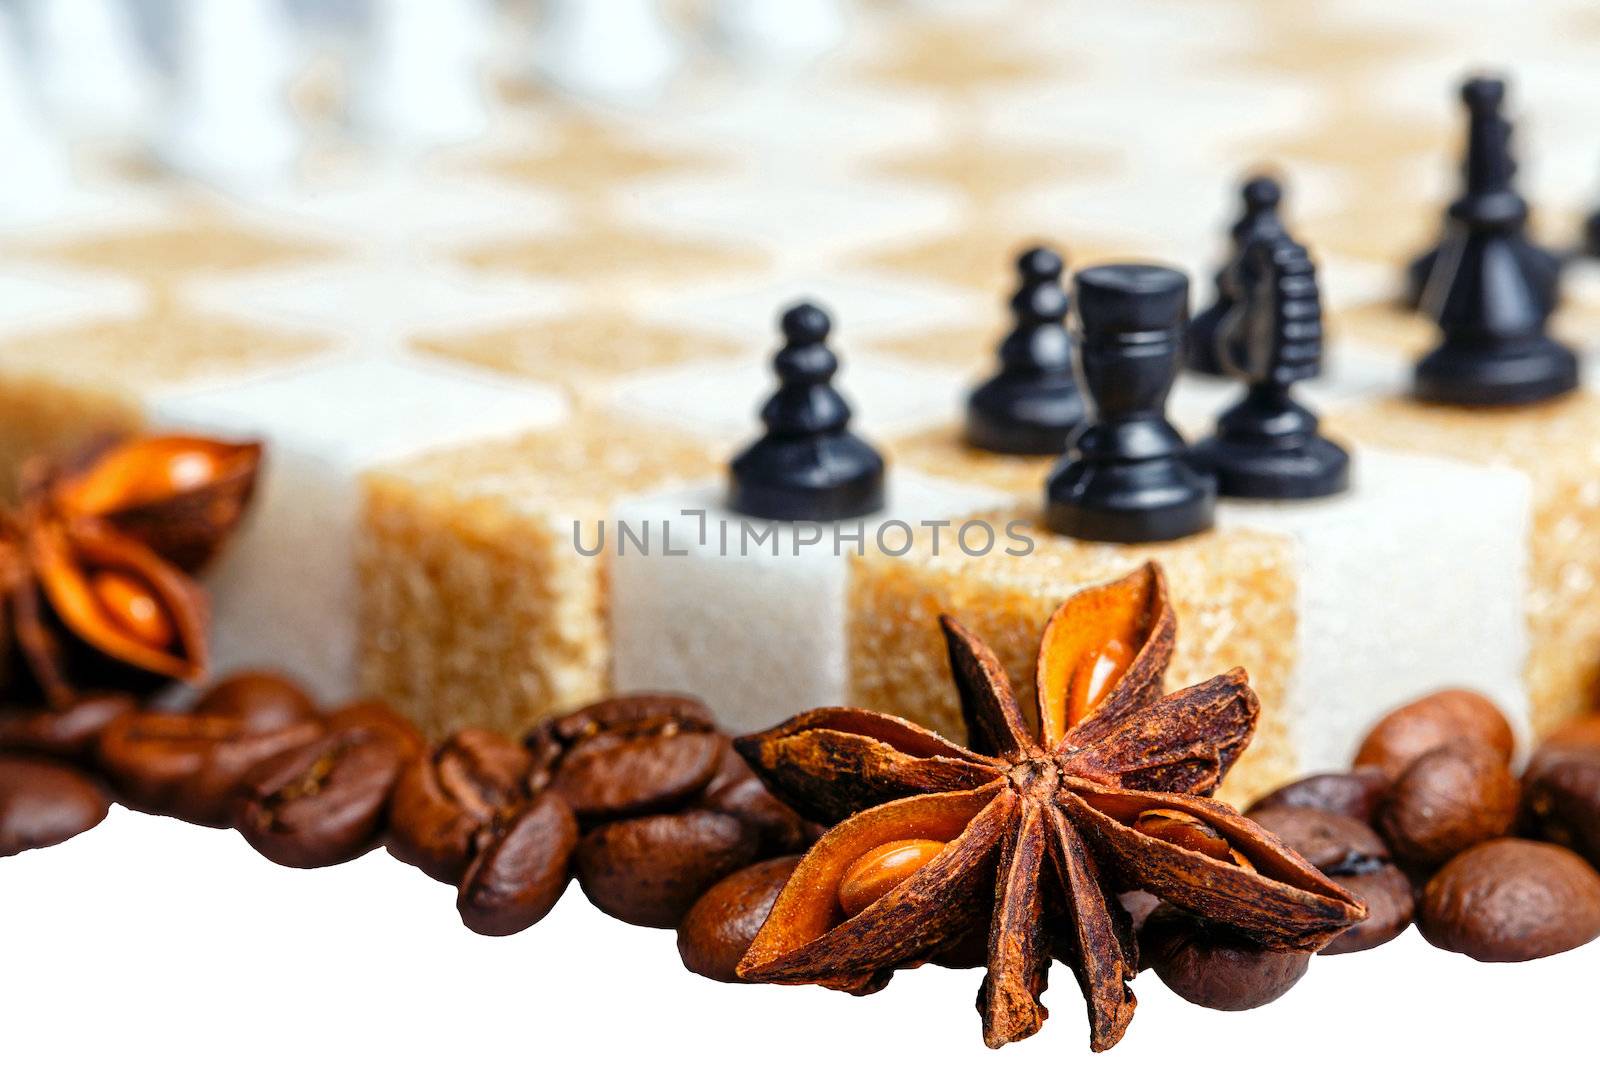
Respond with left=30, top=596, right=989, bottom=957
left=1221, top=446, right=1532, bottom=774
left=149, top=356, right=568, bottom=699
left=610, top=472, right=1016, bottom=731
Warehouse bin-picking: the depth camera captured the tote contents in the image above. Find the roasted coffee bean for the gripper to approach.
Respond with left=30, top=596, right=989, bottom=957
left=387, top=728, right=531, bottom=883
left=1525, top=716, right=1600, bottom=778
left=1420, top=839, right=1600, bottom=961
left=0, top=693, right=134, bottom=760
left=96, top=701, right=324, bottom=827
left=191, top=670, right=316, bottom=726
left=1521, top=750, right=1600, bottom=869
left=0, top=754, right=109, bottom=856
left=1377, top=741, right=1518, bottom=869
left=458, top=792, right=579, bottom=937
left=705, top=742, right=757, bottom=795
left=678, top=855, right=801, bottom=982
left=537, top=695, right=725, bottom=820
left=323, top=700, right=424, bottom=759
left=702, top=775, right=819, bottom=856
left=575, top=809, right=759, bottom=928
left=233, top=719, right=415, bottom=869
left=1354, top=689, right=1514, bottom=781
left=1139, top=905, right=1310, bottom=1010
left=1249, top=806, right=1412, bottom=954
left=1246, top=768, right=1389, bottom=824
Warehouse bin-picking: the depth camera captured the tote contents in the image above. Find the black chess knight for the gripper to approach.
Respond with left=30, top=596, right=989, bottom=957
left=1186, top=175, right=1286, bottom=377
left=1404, top=75, right=1562, bottom=318
left=1192, top=234, right=1350, bottom=499
left=1045, top=264, right=1215, bottom=543
left=1411, top=78, right=1579, bottom=406
left=728, top=301, right=885, bottom=521
left=965, top=245, right=1085, bottom=455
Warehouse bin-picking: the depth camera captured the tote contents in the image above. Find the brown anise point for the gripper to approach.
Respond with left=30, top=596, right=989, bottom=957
left=736, top=564, right=1362, bottom=1051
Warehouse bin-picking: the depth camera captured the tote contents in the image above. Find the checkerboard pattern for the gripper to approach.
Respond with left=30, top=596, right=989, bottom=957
left=3, top=0, right=1599, bottom=802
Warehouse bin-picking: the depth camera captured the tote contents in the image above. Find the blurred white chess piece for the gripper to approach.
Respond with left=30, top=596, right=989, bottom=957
left=18, top=0, right=158, bottom=136
left=535, top=0, right=680, bottom=106
left=711, top=0, right=845, bottom=67
left=351, top=0, right=491, bottom=150
left=0, top=7, right=70, bottom=221
left=153, top=0, right=300, bottom=189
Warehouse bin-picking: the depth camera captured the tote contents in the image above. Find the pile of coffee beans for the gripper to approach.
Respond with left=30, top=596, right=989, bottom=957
left=8, top=676, right=1600, bottom=1012
left=1152, top=688, right=1600, bottom=1007
left=0, top=675, right=814, bottom=945
left=387, top=693, right=817, bottom=936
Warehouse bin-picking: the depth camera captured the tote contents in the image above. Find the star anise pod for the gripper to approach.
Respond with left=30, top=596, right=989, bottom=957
left=734, top=562, right=1365, bottom=1052
left=0, top=435, right=261, bottom=708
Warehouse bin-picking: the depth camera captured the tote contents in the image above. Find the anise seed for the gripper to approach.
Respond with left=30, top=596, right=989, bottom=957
left=838, top=839, right=946, bottom=917
left=1066, top=636, right=1135, bottom=728
left=91, top=569, right=175, bottom=647
left=1134, top=809, right=1253, bottom=869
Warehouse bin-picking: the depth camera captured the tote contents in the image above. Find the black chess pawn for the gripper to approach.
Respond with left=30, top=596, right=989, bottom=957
left=1403, top=75, right=1562, bottom=316
left=728, top=301, right=886, bottom=521
left=964, top=246, right=1085, bottom=455
left=1192, top=234, right=1350, bottom=499
left=1045, top=264, right=1215, bottom=543
left=1412, top=79, right=1579, bottom=406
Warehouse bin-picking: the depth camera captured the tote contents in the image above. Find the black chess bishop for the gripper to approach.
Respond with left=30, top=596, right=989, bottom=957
left=1185, top=175, right=1286, bottom=377
left=1192, top=233, right=1350, bottom=499
left=964, top=245, right=1085, bottom=455
left=1045, top=264, right=1216, bottom=543
left=1411, top=79, right=1580, bottom=406
left=728, top=301, right=886, bottom=521
left=1403, top=75, right=1562, bottom=318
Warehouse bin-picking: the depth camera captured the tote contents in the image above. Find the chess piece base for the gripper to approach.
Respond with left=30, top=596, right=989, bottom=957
left=1193, top=435, right=1350, bottom=499
left=964, top=377, right=1085, bottom=456
left=729, top=433, right=885, bottom=521
left=1193, top=386, right=1351, bottom=499
left=1413, top=334, right=1580, bottom=407
left=1044, top=458, right=1216, bottom=544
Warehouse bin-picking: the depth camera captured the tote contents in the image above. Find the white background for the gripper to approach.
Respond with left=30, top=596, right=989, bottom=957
left=2, top=805, right=1592, bottom=1066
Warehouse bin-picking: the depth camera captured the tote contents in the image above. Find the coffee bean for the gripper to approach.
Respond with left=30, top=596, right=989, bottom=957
left=1246, top=768, right=1389, bottom=824
left=575, top=810, right=759, bottom=928
left=0, top=693, right=134, bottom=760
left=538, top=697, right=725, bottom=821
left=95, top=702, right=324, bottom=827
left=233, top=722, right=413, bottom=868
left=677, top=855, right=800, bottom=982
left=1249, top=806, right=1412, bottom=954
left=1139, top=905, right=1310, bottom=1010
left=1526, top=716, right=1600, bottom=779
left=1377, top=741, right=1519, bottom=869
left=1325, top=865, right=1414, bottom=955
left=387, top=729, right=532, bottom=883
left=191, top=670, right=316, bottom=726
left=457, top=791, right=579, bottom=937
left=1354, top=689, right=1514, bottom=781
left=323, top=700, right=424, bottom=760
left=0, top=755, right=109, bottom=856
left=1420, top=839, right=1600, bottom=962
left=701, top=775, right=819, bottom=856
left=1522, top=750, right=1600, bottom=869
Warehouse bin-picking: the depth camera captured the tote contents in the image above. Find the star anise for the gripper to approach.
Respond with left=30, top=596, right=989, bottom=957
left=734, top=562, right=1365, bottom=1052
left=0, top=435, right=261, bottom=708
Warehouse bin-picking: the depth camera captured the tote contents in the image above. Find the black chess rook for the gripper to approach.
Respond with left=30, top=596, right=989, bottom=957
left=1187, top=175, right=1287, bottom=377
left=1192, top=233, right=1350, bottom=499
left=964, top=245, right=1085, bottom=455
left=728, top=301, right=886, bottom=521
left=1411, top=78, right=1579, bottom=406
left=1045, top=264, right=1216, bottom=543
